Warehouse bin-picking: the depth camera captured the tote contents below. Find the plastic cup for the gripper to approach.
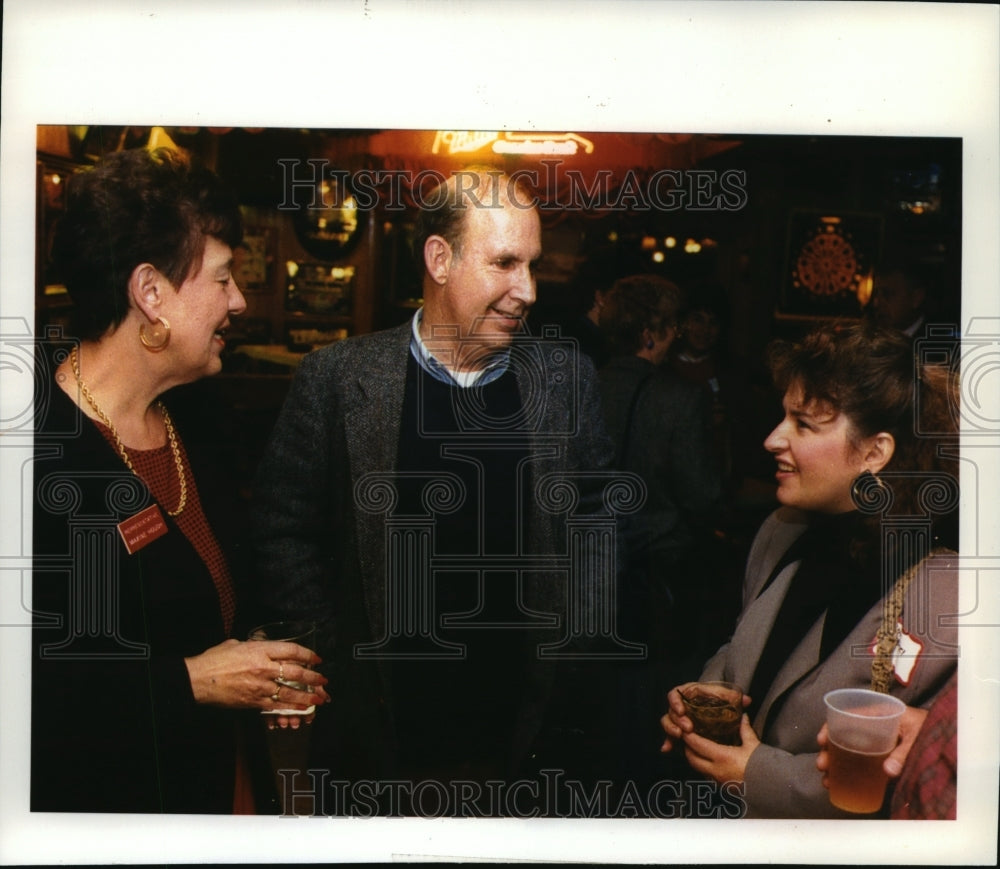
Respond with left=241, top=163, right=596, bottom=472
left=823, top=688, right=905, bottom=813
left=680, top=681, right=744, bottom=745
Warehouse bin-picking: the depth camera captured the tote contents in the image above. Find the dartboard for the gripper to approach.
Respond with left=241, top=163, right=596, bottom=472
left=793, top=225, right=859, bottom=298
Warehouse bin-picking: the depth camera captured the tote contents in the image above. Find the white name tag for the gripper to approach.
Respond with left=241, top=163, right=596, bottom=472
left=870, top=619, right=923, bottom=685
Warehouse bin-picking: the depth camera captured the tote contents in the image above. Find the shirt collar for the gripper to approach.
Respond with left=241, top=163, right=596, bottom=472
left=409, top=309, right=510, bottom=388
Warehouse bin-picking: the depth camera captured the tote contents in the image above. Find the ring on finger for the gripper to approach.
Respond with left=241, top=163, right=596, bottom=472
left=278, top=662, right=285, bottom=683
left=271, top=684, right=281, bottom=702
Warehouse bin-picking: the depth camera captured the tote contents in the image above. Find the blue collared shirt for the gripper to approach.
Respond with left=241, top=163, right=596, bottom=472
left=409, top=309, right=510, bottom=388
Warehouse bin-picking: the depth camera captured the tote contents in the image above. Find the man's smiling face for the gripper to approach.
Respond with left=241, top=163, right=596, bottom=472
left=424, top=185, right=541, bottom=370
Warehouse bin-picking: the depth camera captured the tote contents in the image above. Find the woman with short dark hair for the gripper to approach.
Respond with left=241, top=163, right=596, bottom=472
left=32, top=147, right=329, bottom=813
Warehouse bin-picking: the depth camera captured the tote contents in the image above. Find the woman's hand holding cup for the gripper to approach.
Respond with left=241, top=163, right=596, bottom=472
left=184, top=636, right=329, bottom=713
left=247, top=620, right=329, bottom=729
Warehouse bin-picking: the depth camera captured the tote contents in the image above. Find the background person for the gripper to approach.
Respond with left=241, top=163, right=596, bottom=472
left=597, top=276, right=721, bottom=651
left=669, top=289, right=735, bottom=487
left=596, top=274, right=721, bottom=787
left=32, top=147, right=329, bottom=814
left=659, top=322, right=959, bottom=818
left=867, top=261, right=932, bottom=339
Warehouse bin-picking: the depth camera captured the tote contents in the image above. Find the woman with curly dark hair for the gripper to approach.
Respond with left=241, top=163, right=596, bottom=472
left=660, top=322, right=959, bottom=818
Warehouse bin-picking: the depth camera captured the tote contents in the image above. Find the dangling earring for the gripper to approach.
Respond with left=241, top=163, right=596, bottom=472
left=139, top=316, right=171, bottom=352
left=646, top=339, right=655, bottom=350
left=851, top=468, right=888, bottom=510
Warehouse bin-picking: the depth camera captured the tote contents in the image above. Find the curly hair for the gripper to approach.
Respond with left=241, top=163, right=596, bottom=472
left=600, top=274, right=683, bottom=356
left=50, top=147, right=243, bottom=340
left=768, top=322, right=959, bottom=532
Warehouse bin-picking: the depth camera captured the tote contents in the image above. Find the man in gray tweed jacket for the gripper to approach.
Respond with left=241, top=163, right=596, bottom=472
left=251, top=169, right=634, bottom=812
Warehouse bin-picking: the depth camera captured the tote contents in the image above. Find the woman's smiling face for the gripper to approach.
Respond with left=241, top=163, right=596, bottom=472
left=159, top=236, right=246, bottom=382
left=763, top=382, right=869, bottom=514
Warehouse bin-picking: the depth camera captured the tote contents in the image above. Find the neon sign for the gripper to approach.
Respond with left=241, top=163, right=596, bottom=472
left=432, top=131, right=595, bottom=156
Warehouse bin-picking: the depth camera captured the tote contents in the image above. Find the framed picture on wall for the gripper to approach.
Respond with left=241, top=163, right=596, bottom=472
left=233, top=229, right=273, bottom=292
left=779, top=210, right=884, bottom=320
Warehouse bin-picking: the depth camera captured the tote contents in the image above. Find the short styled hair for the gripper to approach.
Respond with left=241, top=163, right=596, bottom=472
left=51, top=147, right=243, bottom=340
left=411, top=167, right=536, bottom=273
left=600, top=274, right=684, bottom=356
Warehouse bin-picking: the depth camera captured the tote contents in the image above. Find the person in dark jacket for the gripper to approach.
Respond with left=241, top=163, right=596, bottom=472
left=598, top=275, right=721, bottom=596
left=251, top=169, right=625, bottom=812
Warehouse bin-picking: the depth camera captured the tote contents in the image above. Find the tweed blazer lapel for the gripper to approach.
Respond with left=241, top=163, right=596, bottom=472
left=343, top=324, right=410, bottom=478
left=342, top=323, right=411, bottom=647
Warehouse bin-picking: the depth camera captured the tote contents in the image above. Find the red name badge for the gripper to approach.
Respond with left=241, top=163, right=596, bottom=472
left=117, top=504, right=168, bottom=554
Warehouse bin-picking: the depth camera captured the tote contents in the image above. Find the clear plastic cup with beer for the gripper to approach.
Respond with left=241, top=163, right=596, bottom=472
left=823, top=688, right=905, bottom=813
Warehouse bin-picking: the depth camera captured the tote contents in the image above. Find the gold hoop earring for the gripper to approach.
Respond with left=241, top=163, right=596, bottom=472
left=139, top=317, right=171, bottom=352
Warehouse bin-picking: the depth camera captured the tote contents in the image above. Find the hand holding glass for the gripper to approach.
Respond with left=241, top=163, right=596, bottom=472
left=680, top=681, right=744, bottom=746
left=823, top=688, right=905, bottom=813
left=248, top=620, right=318, bottom=716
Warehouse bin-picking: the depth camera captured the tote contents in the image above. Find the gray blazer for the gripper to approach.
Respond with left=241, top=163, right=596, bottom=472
left=701, top=507, right=959, bottom=818
left=251, top=322, right=618, bottom=777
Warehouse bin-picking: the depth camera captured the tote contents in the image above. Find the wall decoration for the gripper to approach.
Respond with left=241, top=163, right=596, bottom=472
left=780, top=210, right=883, bottom=319
left=285, top=262, right=355, bottom=317
left=291, top=172, right=365, bottom=261
left=233, top=229, right=273, bottom=291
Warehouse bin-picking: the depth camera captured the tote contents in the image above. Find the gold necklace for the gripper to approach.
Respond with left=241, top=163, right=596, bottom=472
left=69, top=346, right=187, bottom=516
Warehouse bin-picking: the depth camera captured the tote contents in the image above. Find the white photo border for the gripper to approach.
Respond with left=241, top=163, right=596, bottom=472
left=2, top=1, right=998, bottom=865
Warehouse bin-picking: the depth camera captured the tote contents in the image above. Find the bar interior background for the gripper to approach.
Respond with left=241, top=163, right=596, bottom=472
left=35, top=125, right=961, bottom=517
